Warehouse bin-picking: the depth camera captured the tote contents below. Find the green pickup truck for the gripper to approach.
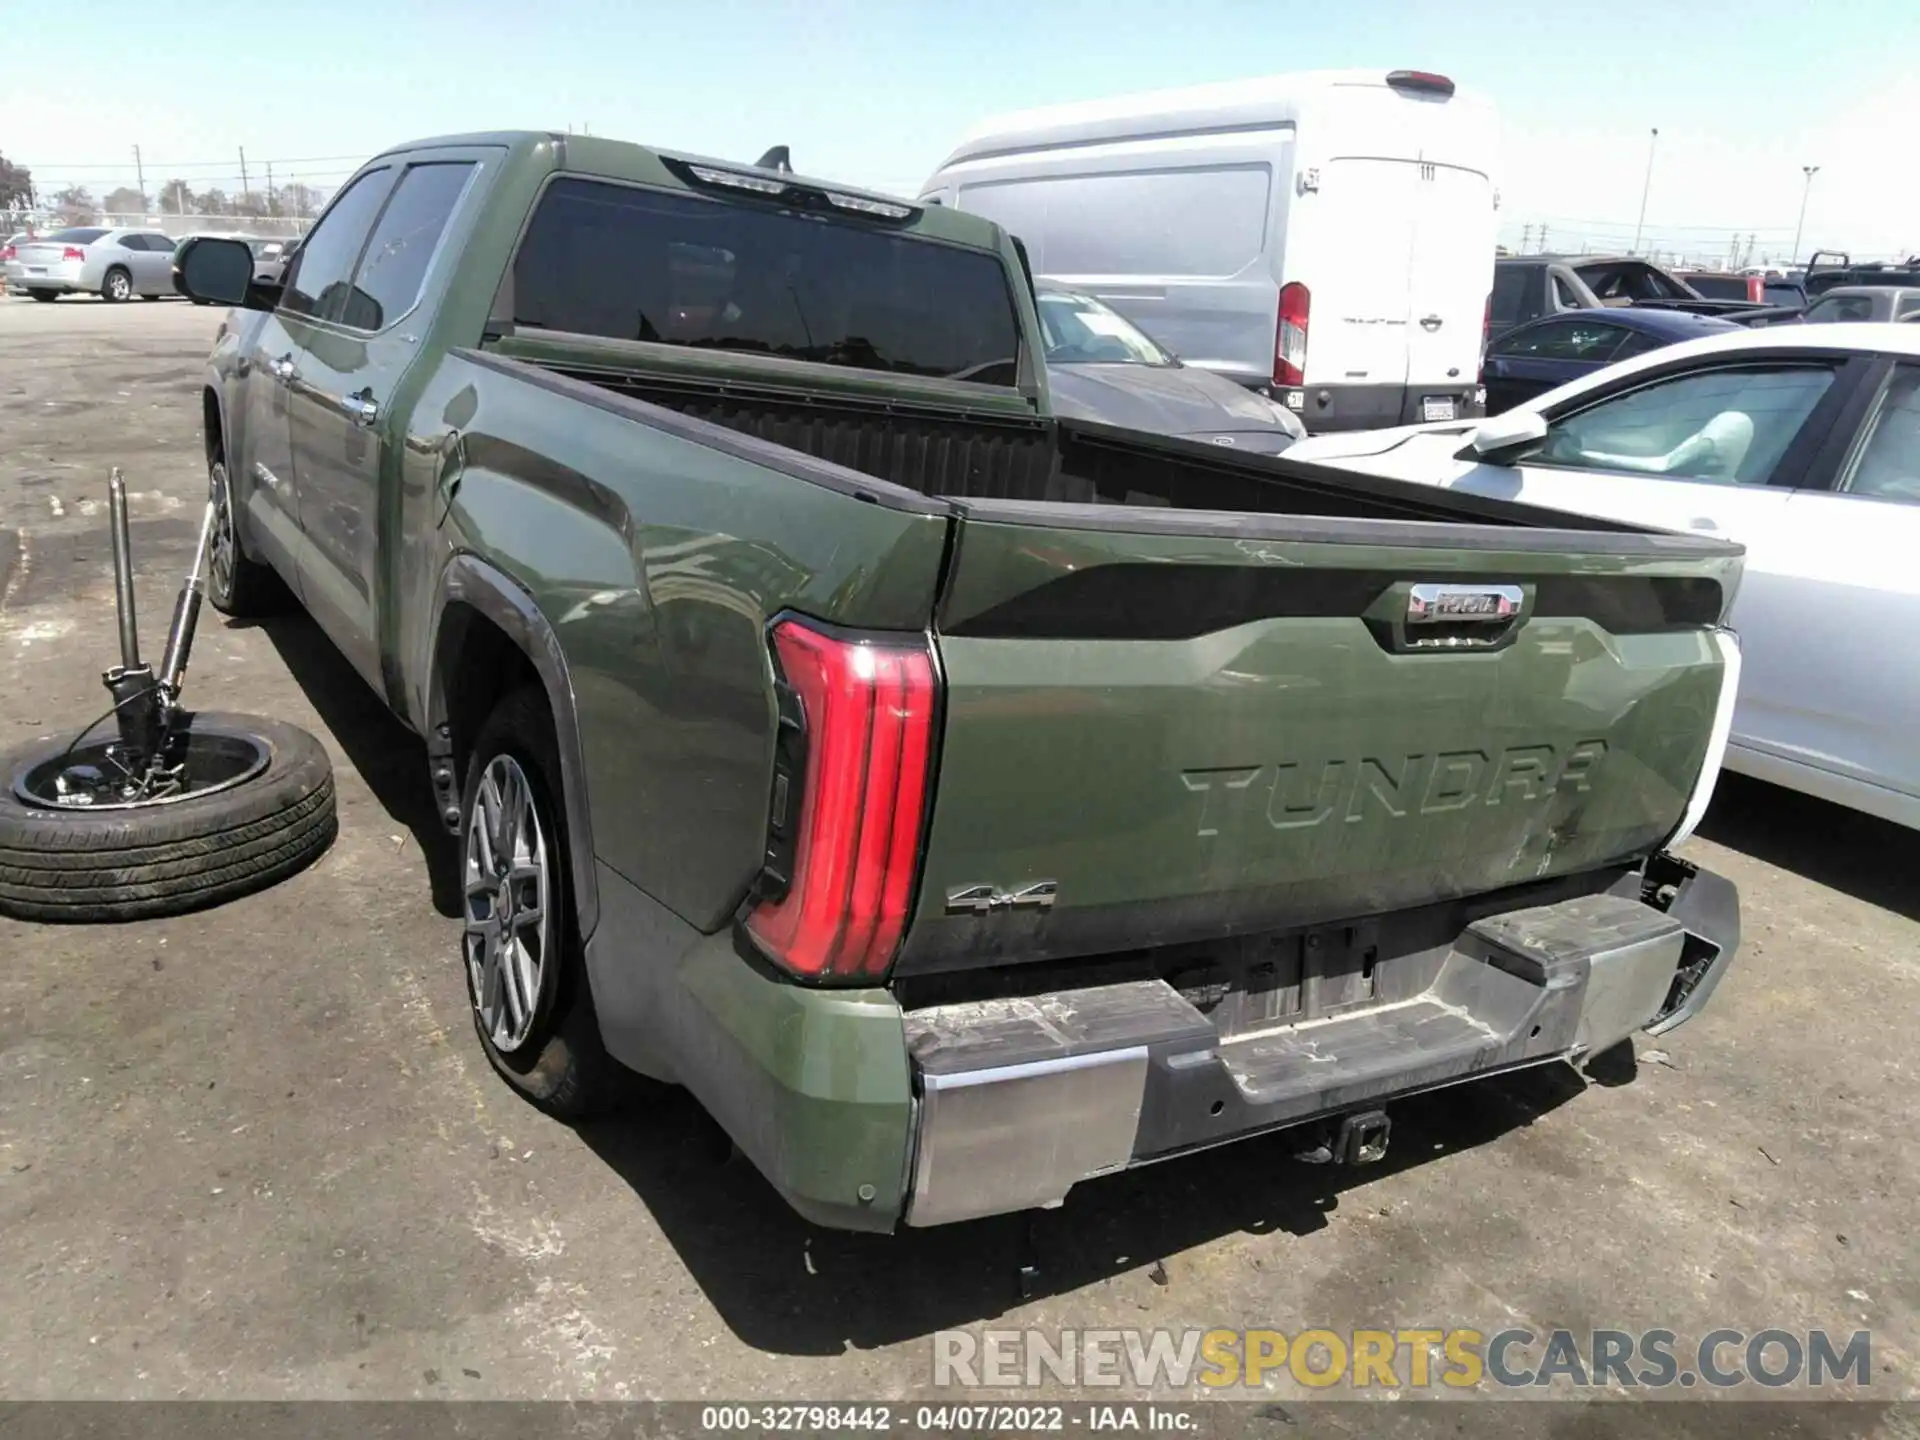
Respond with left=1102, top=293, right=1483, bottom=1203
left=173, top=131, right=1745, bottom=1232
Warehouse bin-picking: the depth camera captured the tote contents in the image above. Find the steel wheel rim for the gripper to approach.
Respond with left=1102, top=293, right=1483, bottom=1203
left=13, top=724, right=269, bottom=811
left=107, top=272, right=129, bottom=300
left=208, top=460, right=236, bottom=601
left=463, top=755, right=551, bottom=1053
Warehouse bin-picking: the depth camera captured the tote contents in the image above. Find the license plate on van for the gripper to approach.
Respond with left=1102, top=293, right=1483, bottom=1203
left=1422, top=396, right=1457, bottom=422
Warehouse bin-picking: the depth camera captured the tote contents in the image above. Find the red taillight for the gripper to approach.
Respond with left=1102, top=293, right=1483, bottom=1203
left=1479, top=295, right=1491, bottom=382
left=0, top=245, right=13, bottom=261
left=1746, top=275, right=1764, bottom=302
left=1274, top=282, right=1310, bottom=389
left=62, top=246, right=86, bottom=261
left=744, top=618, right=936, bottom=981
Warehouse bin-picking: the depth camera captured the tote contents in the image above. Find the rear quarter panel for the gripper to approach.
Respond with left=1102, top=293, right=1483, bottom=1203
left=408, top=353, right=952, bottom=932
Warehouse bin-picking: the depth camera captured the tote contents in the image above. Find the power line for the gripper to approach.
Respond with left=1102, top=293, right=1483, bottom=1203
left=15, top=153, right=369, bottom=172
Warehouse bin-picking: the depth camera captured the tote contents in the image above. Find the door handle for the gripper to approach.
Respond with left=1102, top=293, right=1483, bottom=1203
left=1420, top=314, right=1443, bottom=331
left=340, top=389, right=379, bottom=427
left=267, top=353, right=296, bottom=382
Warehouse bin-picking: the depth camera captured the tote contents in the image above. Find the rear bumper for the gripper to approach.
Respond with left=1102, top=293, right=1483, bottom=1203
left=1272, top=381, right=1485, bottom=433
left=4, top=263, right=83, bottom=293
left=901, top=867, right=1738, bottom=1227
left=591, top=857, right=1737, bottom=1233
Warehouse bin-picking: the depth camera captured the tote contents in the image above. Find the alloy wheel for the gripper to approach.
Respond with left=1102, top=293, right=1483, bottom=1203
left=463, top=754, right=551, bottom=1053
left=208, top=460, right=236, bottom=603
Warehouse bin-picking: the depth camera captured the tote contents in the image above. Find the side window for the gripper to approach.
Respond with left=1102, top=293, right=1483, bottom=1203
left=1495, top=320, right=1625, bottom=361
left=334, top=162, right=476, bottom=332
left=280, top=168, right=394, bottom=322
left=1805, top=295, right=1873, bottom=323
left=1538, top=365, right=1837, bottom=486
left=1611, top=330, right=1668, bottom=360
left=1839, top=365, right=1920, bottom=505
left=1551, top=274, right=1584, bottom=310
left=1896, top=295, right=1920, bottom=320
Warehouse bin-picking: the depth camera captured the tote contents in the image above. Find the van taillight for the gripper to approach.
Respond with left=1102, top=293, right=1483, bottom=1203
left=1274, top=282, right=1311, bottom=388
left=745, top=617, right=936, bottom=982
left=1746, top=275, right=1764, bottom=302
left=1479, top=296, right=1491, bottom=381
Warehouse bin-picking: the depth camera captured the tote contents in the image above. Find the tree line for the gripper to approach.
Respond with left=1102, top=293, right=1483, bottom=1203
left=2, top=150, right=325, bottom=224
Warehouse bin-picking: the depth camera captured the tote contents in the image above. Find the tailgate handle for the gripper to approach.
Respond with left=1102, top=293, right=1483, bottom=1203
left=1420, top=314, right=1444, bottom=331
left=1367, top=581, right=1528, bottom=654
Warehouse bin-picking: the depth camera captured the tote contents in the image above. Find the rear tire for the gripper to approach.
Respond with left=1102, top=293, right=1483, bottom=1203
left=459, top=687, right=626, bottom=1119
left=101, top=267, right=132, bottom=303
left=206, top=453, right=286, bottom=618
left=0, top=712, right=337, bottom=923
left=28, top=290, right=58, bottom=303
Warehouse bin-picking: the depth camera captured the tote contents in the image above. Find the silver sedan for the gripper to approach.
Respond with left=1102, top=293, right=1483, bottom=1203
left=4, top=226, right=185, bottom=302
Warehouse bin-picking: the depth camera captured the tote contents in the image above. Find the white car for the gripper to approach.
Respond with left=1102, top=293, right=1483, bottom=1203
left=1287, top=323, right=1920, bottom=830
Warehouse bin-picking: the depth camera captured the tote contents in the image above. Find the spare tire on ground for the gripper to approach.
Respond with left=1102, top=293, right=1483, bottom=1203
left=0, top=711, right=337, bottom=923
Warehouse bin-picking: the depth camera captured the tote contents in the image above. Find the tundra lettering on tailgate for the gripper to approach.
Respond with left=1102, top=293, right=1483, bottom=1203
left=1181, top=741, right=1608, bottom=836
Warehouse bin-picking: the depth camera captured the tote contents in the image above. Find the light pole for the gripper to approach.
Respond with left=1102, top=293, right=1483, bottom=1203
left=1632, top=127, right=1659, bottom=256
left=1792, top=165, right=1820, bottom=264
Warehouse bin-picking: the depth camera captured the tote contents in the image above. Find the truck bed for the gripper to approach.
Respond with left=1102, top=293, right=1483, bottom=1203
left=476, top=336, right=1651, bottom=532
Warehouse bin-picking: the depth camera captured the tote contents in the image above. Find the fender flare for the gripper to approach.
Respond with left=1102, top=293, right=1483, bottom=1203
left=425, top=553, right=601, bottom=940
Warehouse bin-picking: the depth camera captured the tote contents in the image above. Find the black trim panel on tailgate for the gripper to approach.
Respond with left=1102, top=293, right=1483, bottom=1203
left=944, top=564, right=1725, bottom=641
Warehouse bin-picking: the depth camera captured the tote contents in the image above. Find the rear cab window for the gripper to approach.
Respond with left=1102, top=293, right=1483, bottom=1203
left=511, top=177, right=1023, bottom=387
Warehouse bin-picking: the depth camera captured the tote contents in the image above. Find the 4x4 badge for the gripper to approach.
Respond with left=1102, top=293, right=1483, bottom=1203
left=945, top=880, right=1058, bottom=916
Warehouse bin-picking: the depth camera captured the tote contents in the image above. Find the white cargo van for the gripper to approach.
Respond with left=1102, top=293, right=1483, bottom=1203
left=920, top=69, right=1499, bottom=432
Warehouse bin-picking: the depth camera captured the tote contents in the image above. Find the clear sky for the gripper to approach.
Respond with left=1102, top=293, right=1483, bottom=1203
left=9, top=0, right=1917, bottom=266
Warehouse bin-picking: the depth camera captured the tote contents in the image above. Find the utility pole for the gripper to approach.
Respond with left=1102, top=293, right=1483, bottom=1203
left=266, top=162, right=276, bottom=216
left=239, top=146, right=250, bottom=206
left=1632, top=127, right=1659, bottom=256
left=1538, top=223, right=1549, bottom=254
left=1791, top=166, right=1820, bottom=264
left=132, top=144, right=147, bottom=213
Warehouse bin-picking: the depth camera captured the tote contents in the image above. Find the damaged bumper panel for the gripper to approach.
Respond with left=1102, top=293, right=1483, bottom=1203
left=902, top=867, right=1739, bottom=1228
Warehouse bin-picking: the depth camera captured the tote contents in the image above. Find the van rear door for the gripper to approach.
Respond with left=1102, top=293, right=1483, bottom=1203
left=1406, top=164, right=1495, bottom=405
left=1303, top=159, right=1416, bottom=397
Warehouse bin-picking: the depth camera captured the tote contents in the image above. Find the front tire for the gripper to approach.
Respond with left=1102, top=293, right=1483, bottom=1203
left=460, top=688, right=624, bottom=1118
left=206, top=454, right=285, bottom=618
left=101, top=267, right=132, bottom=303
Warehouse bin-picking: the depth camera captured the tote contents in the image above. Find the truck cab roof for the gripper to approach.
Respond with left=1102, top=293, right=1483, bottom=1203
left=361, top=131, right=1002, bottom=250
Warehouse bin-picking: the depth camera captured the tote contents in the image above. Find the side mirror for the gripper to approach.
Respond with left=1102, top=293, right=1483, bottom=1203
left=1468, top=408, right=1549, bottom=461
left=172, top=235, right=269, bottom=309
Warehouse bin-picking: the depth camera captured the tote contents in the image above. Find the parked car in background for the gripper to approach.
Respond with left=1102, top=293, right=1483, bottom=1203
left=1, top=232, right=30, bottom=294
left=924, top=68, right=1499, bottom=431
left=1287, top=324, right=1920, bottom=830
left=4, top=226, right=183, bottom=301
left=1671, top=270, right=1765, bottom=303
left=1480, top=307, right=1740, bottom=413
left=1797, top=286, right=1920, bottom=323
left=245, top=236, right=291, bottom=286
left=1491, top=255, right=1762, bottom=339
left=1674, top=269, right=1807, bottom=310
left=1804, top=251, right=1920, bottom=298
left=1034, top=282, right=1303, bottom=449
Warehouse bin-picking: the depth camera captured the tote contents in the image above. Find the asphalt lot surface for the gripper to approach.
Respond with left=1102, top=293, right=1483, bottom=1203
left=1, top=295, right=1915, bottom=1423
